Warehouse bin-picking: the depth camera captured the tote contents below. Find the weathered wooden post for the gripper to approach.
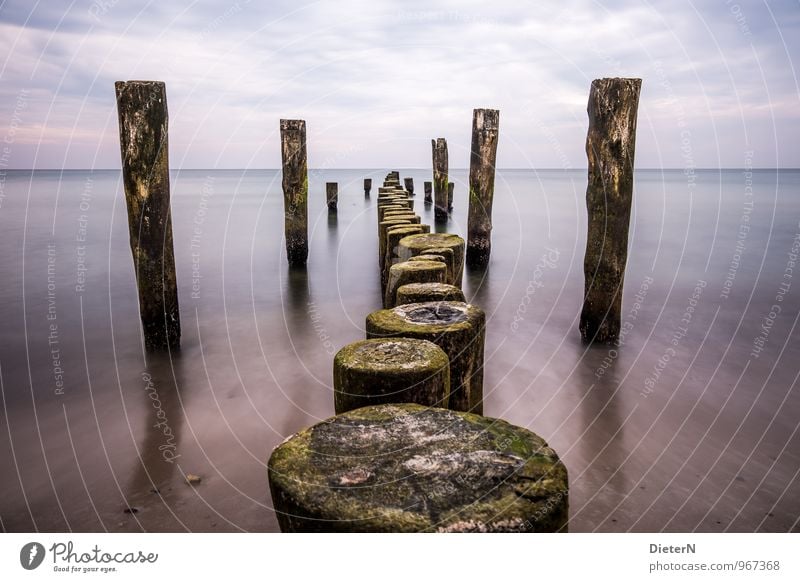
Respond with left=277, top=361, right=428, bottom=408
left=367, top=302, right=485, bottom=413
left=404, top=177, right=414, bottom=195
left=334, top=339, right=450, bottom=413
left=432, top=138, right=448, bottom=222
left=280, top=119, right=308, bottom=266
left=364, top=178, right=372, bottom=196
left=115, top=81, right=180, bottom=350
left=447, top=182, right=454, bottom=212
left=397, top=233, right=465, bottom=288
left=268, top=403, right=569, bottom=532
left=423, top=181, right=432, bottom=202
left=466, top=108, right=500, bottom=267
left=326, top=182, right=338, bottom=211
left=580, top=78, right=642, bottom=343
left=396, top=282, right=466, bottom=305
left=384, top=260, right=447, bottom=308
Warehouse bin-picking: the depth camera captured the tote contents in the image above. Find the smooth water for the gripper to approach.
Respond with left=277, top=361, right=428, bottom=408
left=1, top=168, right=798, bottom=532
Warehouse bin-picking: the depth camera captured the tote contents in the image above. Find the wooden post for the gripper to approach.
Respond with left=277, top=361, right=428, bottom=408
left=580, top=78, right=642, bottom=343
left=364, top=178, right=372, bottom=195
left=367, top=302, right=485, bottom=413
left=423, top=181, right=432, bottom=202
left=326, top=182, right=338, bottom=211
left=268, top=403, right=569, bottom=532
left=404, top=177, right=414, bottom=195
left=431, top=138, right=448, bottom=222
left=280, top=119, right=308, bottom=266
left=466, top=108, right=500, bottom=267
left=115, top=81, right=180, bottom=351
left=334, top=340, right=450, bottom=413
left=384, top=260, right=447, bottom=308
left=447, top=182, right=454, bottom=212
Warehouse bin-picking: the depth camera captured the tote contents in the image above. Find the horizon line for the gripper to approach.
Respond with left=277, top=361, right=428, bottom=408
left=2, top=167, right=798, bottom=172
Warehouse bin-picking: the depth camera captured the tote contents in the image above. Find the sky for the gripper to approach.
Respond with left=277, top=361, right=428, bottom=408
left=0, top=0, right=798, bottom=169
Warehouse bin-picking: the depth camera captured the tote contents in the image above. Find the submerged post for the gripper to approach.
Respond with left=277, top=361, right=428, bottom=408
left=466, top=108, right=500, bottom=267
left=280, top=119, right=308, bottom=266
left=423, top=181, right=432, bottom=202
left=115, top=80, right=180, bottom=351
left=364, top=178, right=372, bottom=196
left=432, top=138, right=448, bottom=223
left=580, top=78, right=642, bottom=343
left=404, top=177, right=414, bottom=195
left=326, top=182, right=338, bottom=211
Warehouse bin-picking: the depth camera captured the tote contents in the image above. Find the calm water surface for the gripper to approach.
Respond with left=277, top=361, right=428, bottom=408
left=1, top=168, right=798, bottom=532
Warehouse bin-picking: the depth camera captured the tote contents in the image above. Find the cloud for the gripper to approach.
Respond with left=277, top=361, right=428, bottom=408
left=0, top=0, right=797, bottom=168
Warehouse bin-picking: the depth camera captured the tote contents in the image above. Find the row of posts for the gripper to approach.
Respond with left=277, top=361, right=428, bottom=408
left=114, top=78, right=641, bottom=351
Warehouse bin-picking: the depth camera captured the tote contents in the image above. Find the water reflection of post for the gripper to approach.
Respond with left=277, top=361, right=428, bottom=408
left=574, top=348, right=629, bottom=524
left=125, top=352, right=187, bottom=523
left=465, top=263, right=491, bottom=307
left=281, top=265, right=317, bottom=431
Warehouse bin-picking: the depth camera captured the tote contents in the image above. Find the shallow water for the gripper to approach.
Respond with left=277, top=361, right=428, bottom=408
left=1, top=168, right=798, bottom=532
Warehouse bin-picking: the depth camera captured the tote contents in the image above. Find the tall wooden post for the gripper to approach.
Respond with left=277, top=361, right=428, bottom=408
left=432, top=138, right=448, bottom=223
left=466, top=108, right=500, bottom=267
left=280, top=119, right=308, bottom=266
left=115, top=81, right=180, bottom=351
left=326, top=182, right=338, bottom=211
left=580, top=78, right=642, bottom=343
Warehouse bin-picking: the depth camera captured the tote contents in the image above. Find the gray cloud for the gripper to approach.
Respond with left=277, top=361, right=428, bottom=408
left=0, top=0, right=797, bottom=168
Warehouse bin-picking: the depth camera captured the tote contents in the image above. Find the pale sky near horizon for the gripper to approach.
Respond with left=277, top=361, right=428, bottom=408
left=0, top=0, right=798, bottom=169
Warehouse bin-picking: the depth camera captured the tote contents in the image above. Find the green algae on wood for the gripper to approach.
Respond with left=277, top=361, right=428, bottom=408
left=279, top=119, right=309, bottom=266
left=382, top=225, right=427, bottom=293
left=384, top=260, right=447, bottom=308
left=115, top=80, right=180, bottom=350
left=366, top=302, right=485, bottom=413
left=580, top=78, right=642, bottom=344
left=333, top=339, right=450, bottom=413
left=268, top=403, right=568, bottom=532
left=396, top=282, right=466, bottom=306
left=398, top=233, right=465, bottom=288
left=378, top=219, right=412, bottom=272
left=466, top=108, right=500, bottom=267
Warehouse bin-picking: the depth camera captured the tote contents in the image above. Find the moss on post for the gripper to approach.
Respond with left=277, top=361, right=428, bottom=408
left=268, top=403, right=568, bottom=532
left=115, top=80, right=180, bottom=350
left=280, top=119, right=308, bottom=266
left=384, top=260, right=447, bottom=308
left=382, top=225, right=427, bottom=293
left=333, top=339, right=450, bottom=413
left=366, top=301, right=485, bottom=413
left=397, top=233, right=465, bottom=288
left=396, top=282, right=466, bottom=305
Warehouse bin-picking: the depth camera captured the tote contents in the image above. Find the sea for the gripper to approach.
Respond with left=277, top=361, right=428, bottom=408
left=1, top=168, right=798, bottom=532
